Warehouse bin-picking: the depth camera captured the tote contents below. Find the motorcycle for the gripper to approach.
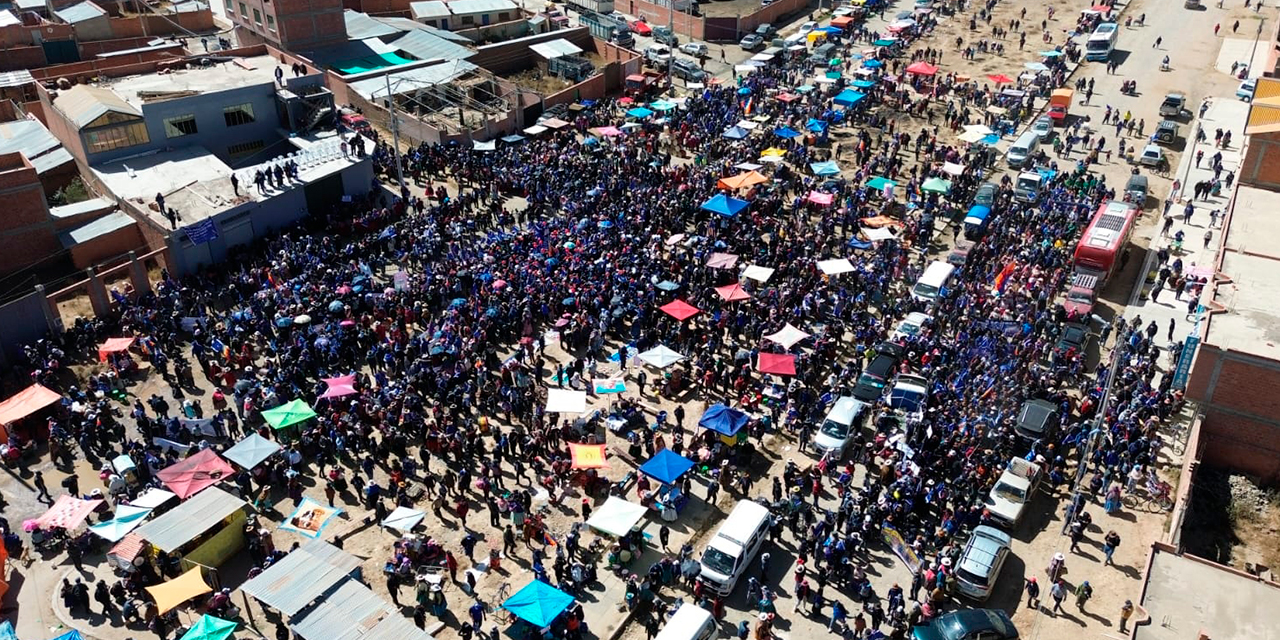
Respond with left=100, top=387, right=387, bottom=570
left=1121, top=80, right=1137, bottom=96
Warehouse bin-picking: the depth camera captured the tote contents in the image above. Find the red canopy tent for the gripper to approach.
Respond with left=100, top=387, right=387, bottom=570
left=0, top=383, right=62, bottom=443
left=97, top=337, right=135, bottom=362
left=987, top=74, right=1014, bottom=84
left=660, top=300, right=700, bottom=321
left=905, top=61, right=939, bottom=76
left=155, top=449, right=234, bottom=499
left=714, top=284, right=752, bottom=302
left=757, top=353, right=797, bottom=376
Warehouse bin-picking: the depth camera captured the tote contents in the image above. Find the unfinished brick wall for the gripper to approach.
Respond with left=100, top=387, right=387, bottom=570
left=1187, top=344, right=1280, bottom=483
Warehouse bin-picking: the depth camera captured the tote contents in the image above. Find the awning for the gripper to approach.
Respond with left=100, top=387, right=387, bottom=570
left=177, top=614, right=237, bottom=640
left=503, top=580, right=574, bottom=628
left=706, top=252, right=739, bottom=269
left=922, top=177, right=952, bottom=194
left=757, top=353, right=797, bottom=376
left=223, top=433, right=281, bottom=470
left=810, top=160, right=841, bottom=176
left=89, top=504, right=151, bottom=542
left=545, top=388, right=587, bottom=414
left=698, top=404, right=749, bottom=436
left=381, top=506, right=426, bottom=534
left=155, top=449, right=233, bottom=499
left=639, top=449, right=694, bottom=484
left=586, top=497, right=647, bottom=537
left=942, top=161, right=967, bottom=175
left=319, top=375, right=357, bottom=399
left=97, top=337, right=135, bottom=362
left=638, top=345, right=684, bottom=368
left=742, top=265, right=775, bottom=282
left=773, top=126, right=801, bottom=138
left=817, top=258, right=855, bottom=275
left=807, top=191, right=835, bottom=205
left=700, top=194, right=748, bottom=217
left=905, top=61, right=938, bottom=75
left=146, top=566, right=212, bottom=614
left=261, top=399, right=317, bottom=429
left=659, top=300, right=700, bottom=321
left=765, top=323, right=811, bottom=349
left=36, top=495, right=102, bottom=530
left=0, top=383, right=62, bottom=426
left=833, top=89, right=866, bottom=107
left=717, top=170, right=769, bottom=190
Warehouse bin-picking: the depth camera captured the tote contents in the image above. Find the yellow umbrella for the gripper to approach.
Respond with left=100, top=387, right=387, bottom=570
left=761, top=148, right=787, bottom=157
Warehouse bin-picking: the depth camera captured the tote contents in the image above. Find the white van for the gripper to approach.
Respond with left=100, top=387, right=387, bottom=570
left=1006, top=131, right=1039, bottom=168
left=656, top=603, right=717, bottom=640
left=812, top=396, right=869, bottom=456
left=698, top=500, right=771, bottom=595
left=912, top=261, right=955, bottom=304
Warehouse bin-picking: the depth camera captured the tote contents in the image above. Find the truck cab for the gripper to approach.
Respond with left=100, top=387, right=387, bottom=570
left=1013, top=172, right=1042, bottom=202
left=1159, top=93, right=1188, bottom=119
left=1061, top=272, right=1099, bottom=318
left=983, top=458, right=1043, bottom=529
left=1048, top=88, right=1073, bottom=123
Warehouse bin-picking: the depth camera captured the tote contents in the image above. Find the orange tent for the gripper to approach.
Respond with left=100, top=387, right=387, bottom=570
left=0, top=384, right=62, bottom=442
left=716, top=170, right=769, bottom=191
left=98, top=337, right=135, bottom=362
left=830, top=16, right=854, bottom=28
left=146, top=566, right=212, bottom=614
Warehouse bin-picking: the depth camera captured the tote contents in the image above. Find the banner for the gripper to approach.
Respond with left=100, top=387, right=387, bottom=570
left=881, top=524, right=921, bottom=573
left=393, top=271, right=408, bottom=291
left=153, top=437, right=191, bottom=455
left=593, top=377, right=626, bottom=394
left=180, top=317, right=206, bottom=332
left=184, top=219, right=219, bottom=245
left=180, top=418, right=219, bottom=438
left=568, top=443, right=607, bottom=469
left=279, top=497, right=342, bottom=538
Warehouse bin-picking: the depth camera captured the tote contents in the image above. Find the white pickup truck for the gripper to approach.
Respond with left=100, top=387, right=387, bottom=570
left=983, top=458, right=1042, bottom=529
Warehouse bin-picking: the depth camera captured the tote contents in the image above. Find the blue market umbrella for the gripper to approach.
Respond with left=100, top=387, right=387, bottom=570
left=722, top=126, right=750, bottom=140
left=275, top=317, right=292, bottom=328
left=563, top=241, right=576, bottom=249
left=655, top=280, right=680, bottom=291
left=738, top=87, right=752, bottom=95
left=503, top=580, right=574, bottom=628
left=698, top=403, right=749, bottom=436
left=810, top=160, right=841, bottom=176
left=852, top=79, right=876, bottom=88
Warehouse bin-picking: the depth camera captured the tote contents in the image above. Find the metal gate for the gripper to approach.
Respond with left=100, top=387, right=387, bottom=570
left=42, top=40, right=80, bottom=64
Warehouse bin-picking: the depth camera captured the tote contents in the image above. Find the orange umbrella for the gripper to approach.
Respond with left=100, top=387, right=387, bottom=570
left=716, top=170, right=769, bottom=190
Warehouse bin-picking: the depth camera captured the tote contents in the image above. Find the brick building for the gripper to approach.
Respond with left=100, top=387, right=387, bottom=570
left=0, top=153, right=65, bottom=273
left=226, top=0, right=348, bottom=53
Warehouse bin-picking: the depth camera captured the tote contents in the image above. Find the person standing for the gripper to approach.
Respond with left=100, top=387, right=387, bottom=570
left=1074, top=581, right=1093, bottom=611
left=1103, top=531, right=1122, bottom=566
left=659, top=524, right=670, bottom=550
left=1119, top=600, right=1134, bottom=632
left=1025, top=577, right=1041, bottom=608
left=1050, top=579, right=1067, bottom=614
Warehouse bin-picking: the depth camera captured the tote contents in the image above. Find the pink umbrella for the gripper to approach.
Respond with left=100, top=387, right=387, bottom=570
left=807, top=191, right=835, bottom=206
left=321, top=375, right=358, bottom=399
left=493, top=280, right=508, bottom=290
left=660, top=299, right=700, bottom=321
left=715, top=283, right=752, bottom=302
left=339, top=320, right=356, bottom=327
left=336, top=285, right=353, bottom=295
left=757, top=353, right=797, bottom=376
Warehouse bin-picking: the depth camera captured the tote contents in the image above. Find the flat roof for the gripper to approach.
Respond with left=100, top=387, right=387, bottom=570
left=50, top=196, right=116, bottom=219
left=410, top=0, right=450, bottom=20
left=55, top=0, right=105, bottom=23
left=58, top=211, right=135, bottom=248
left=1202, top=184, right=1280, bottom=360
left=240, top=539, right=362, bottom=615
left=290, top=578, right=435, bottom=640
left=446, top=0, right=518, bottom=14
left=529, top=38, right=583, bottom=59
left=133, top=486, right=246, bottom=553
left=0, top=9, right=20, bottom=26
left=0, top=70, right=34, bottom=89
left=1137, top=547, right=1280, bottom=640
left=107, top=54, right=280, bottom=108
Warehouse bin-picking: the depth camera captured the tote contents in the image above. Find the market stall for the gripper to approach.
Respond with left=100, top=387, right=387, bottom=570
left=637, top=449, right=694, bottom=519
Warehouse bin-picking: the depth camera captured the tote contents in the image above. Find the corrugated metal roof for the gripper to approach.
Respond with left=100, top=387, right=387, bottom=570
left=410, top=0, right=450, bottom=20
left=56, top=0, right=106, bottom=24
left=59, top=211, right=135, bottom=248
left=0, top=118, right=73, bottom=175
left=1246, top=102, right=1280, bottom=130
left=347, top=59, right=478, bottom=100
left=134, top=487, right=247, bottom=553
left=391, top=28, right=473, bottom=62
left=345, top=9, right=403, bottom=39
left=50, top=196, right=115, bottom=219
left=0, top=10, right=20, bottom=26
left=55, top=85, right=142, bottom=128
left=0, top=70, right=34, bottom=88
left=170, top=1, right=208, bottom=12
left=445, top=0, right=518, bottom=14
left=239, top=539, right=362, bottom=616
left=372, top=17, right=472, bottom=42
left=1253, top=77, right=1280, bottom=100
left=529, top=38, right=582, bottom=59
left=371, top=15, right=427, bottom=31
left=290, top=579, right=434, bottom=640
left=14, top=0, right=45, bottom=11
left=31, top=147, right=73, bottom=174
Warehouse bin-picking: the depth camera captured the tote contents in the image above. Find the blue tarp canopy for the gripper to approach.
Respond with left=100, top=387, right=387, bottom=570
left=819, top=26, right=844, bottom=34
left=698, top=403, right=750, bottom=436
left=722, top=125, right=750, bottom=139
left=805, top=118, right=827, bottom=133
left=627, top=107, right=654, bottom=118
left=0, top=622, right=16, bottom=640
left=773, top=126, right=802, bottom=138
left=963, top=205, right=992, bottom=226
left=502, top=580, right=574, bottom=628
left=810, top=160, right=841, bottom=176
left=852, top=79, right=876, bottom=88
left=50, top=632, right=83, bottom=640
left=833, top=89, right=866, bottom=107
left=700, top=194, right=749, bottom=217
left=863, top=59, right=883, bottom=68
left=639, top=449, right=695, bottom=484
left=848, top=237, right=873, bottom=249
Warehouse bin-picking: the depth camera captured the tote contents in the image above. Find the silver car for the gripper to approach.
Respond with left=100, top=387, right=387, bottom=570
left=1031, top=115, right=1053, bottom=141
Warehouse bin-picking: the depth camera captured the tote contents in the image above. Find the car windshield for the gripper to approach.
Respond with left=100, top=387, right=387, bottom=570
left=1064, top=327, right=1085, bottom=342
left=820, top=419, right=849, bottom=438
left=1067, top=290, right=1092, bottom=302
left=857, top=373, right=886, bottom=388
left=1017, top=178, right=1038, bottom=189
left=994, top=481, right=1026, bottom=503
left=897, top=321, right=921, bottom=336
left=701, top=547, right=735, bottom=575
left=914, top=283, right=940, bottom=298
left=956, top=566, right=990, bottom=586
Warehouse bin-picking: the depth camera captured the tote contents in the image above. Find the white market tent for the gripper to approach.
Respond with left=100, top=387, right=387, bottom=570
left=545, top=388, right=587, bottom=413
left=765, top=323, right=811, bottom=349
left=223, top=433, right=282, bottom=470
left=129, top=488, right=178, bottom=510
left=638, top=345, right=684, bottom=368
left=817, top=258, right=855, bottom=275
left=382, top=506, right=426, bottom=534
left=742, top=264, right=775, bottom=282
left=586, top=497, right=648, bottom=537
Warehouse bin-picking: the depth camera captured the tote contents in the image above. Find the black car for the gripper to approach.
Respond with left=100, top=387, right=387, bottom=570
left=913, top=608, right=1019, bottom=640
left=973, top=182, right=999, bottom=207
left=755, top=23, right=776, bottom=38
left=1015, top=398, right=1061, bottom=442
left=853, top=341, right=905, bottom=402
left=1053, top=322, right=1091, bottom=357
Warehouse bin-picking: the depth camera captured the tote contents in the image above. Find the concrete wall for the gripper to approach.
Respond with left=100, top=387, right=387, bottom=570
left=1186, top=344, right=1280, bottom=483
left=453, top=18, right=531, bottom=43
left=617, top=0, right=805, bottom=41
left=0, top=288, right=59, bottom=365
left=469, top=27, right=594, bottom=75
left=0, top=153, right=63, bottom=276
left=72, top=15, right=115, bottom=42
left=0, top=21, right=76, bottom=47
left=0, top=46, right=51, bottom=72
left=105, top=10, right=216, bottom=38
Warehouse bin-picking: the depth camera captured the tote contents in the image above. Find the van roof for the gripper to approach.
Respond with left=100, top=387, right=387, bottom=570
left=920, top=261, right=955, bottom=281
left=715, top=500, right=770, bottom=547
left=656, top=604, right=713, bottom=640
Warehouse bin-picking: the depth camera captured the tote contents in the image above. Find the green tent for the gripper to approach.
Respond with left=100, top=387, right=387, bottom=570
left=866, top=176, right=898, bottom=191
left=261, top=399, right=317, bottom=430
left=921, top=177, right=952, bottom=194
left=178, top=614, right=237, bottom=640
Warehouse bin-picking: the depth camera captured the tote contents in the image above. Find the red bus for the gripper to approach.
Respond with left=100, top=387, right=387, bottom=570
left=1073, top=200, right=1139, bottom=280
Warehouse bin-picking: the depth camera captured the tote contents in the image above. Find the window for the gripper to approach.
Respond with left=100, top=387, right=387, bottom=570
left=223, top=103, right=255, bottom=127
left=238, top=2, right=246, bottom=16
left=252, top=8, right=261, bottom=24
left=498, top=12, right=509, bottom=20
left=227, top=139, right=265, bottom=157
left=163, top=114, right=198, bottom=138
left=266, top=14, right=275, bottom=30
left=84, top=122, right=150, bottom=154
left=224, top=0, right=232, bottom=11
left=460, top=14, right=474, bottom=24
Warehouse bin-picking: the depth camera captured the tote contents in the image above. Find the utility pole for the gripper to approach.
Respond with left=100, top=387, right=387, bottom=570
left=1246, top=18, right=1266, bottom=78
left=383, top=74, right=405, bottom=190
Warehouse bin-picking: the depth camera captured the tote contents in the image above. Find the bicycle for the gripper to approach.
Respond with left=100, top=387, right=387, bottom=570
left=1122, top=482, right=1174, bottom=512
left=483, top=581, right=512, bottom=615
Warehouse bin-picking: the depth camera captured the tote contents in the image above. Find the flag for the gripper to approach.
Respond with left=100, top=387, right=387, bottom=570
left=744, top=96, right=754, bottom=115
left=184, top=219, right=219, bottom=245
left=992, top=262, right=1016, bottom=294
left=266, top=270, right=277, bottom=288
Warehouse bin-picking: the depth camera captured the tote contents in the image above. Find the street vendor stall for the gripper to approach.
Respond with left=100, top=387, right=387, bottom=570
left=146, top=566, right=213, bottom=615
left=223, top=433, right=282, bottom=470
left=156, top=449, right=234, bottom=499
left=0, top=383, right=62, bottom=445
left=97, top=337, right=137, bottom=373
left=586, top=496, right=648, bottom=537
left=699, top=404, right=750, bottom=446
left=134, top=486, right=250, bottom=570
left=503, top=579, right=575, bottom=629
left=638, top=449, right=695, bottom=519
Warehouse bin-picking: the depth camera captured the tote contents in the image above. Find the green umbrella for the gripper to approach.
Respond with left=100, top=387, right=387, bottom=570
left=261, top=399, right=317, bottom=430
left=921, top=177, right=952, bottom=194
left=178, top=614, right=237, bottom=640
left=866, top=176, right=897, bottom=191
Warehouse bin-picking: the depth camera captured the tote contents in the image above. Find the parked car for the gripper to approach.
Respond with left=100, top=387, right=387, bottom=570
left=983, top=458, right=1043, bottom=528
left=669, top=58, right=706, bottom=82
left=972, top=182, right=998, bottom=207
left=755, top=23, right=776, bottom=38
left=629, top=19, right=652, bottom=35
left=643, top=44, right=673, bottom=66
left=1061, top=273, right=1098, bottom=318
left=888, top=374, right=929, bottom=417
left=853, top=341, right=905, bottom=402
left=1159, top=92, right=1188, bottom=118
left=680, top=42, right=709, bottom=57
left=1015, top=398, right=1060, bottom=441
left=1138, top=144, right=1164, bottom=167
left=797, top=21, right=819, bottom=35
left=812, top=396, right=870, bottom=456
left=891, top=312, right=933, bottom=342
left=1238, top=78, right=1257, bottom=100
left=652, top=25, right=678, bottom=46
left=1031, top=115, right=1054, bottom=141
left=913, top=609, right=1019, bottom=640
left=955, top=525, right=1013, bottom=601
left=1054, top=322, right=1092, bottom=357
left=739, top=33, right=765, bottom=50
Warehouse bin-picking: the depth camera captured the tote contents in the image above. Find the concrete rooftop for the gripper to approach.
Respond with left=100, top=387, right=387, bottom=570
left=1137, top=547, right=1280, bottom=640
left=108, top=54, right=281, bottom=109
left=1202, top=184, right=1280, bottom=360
